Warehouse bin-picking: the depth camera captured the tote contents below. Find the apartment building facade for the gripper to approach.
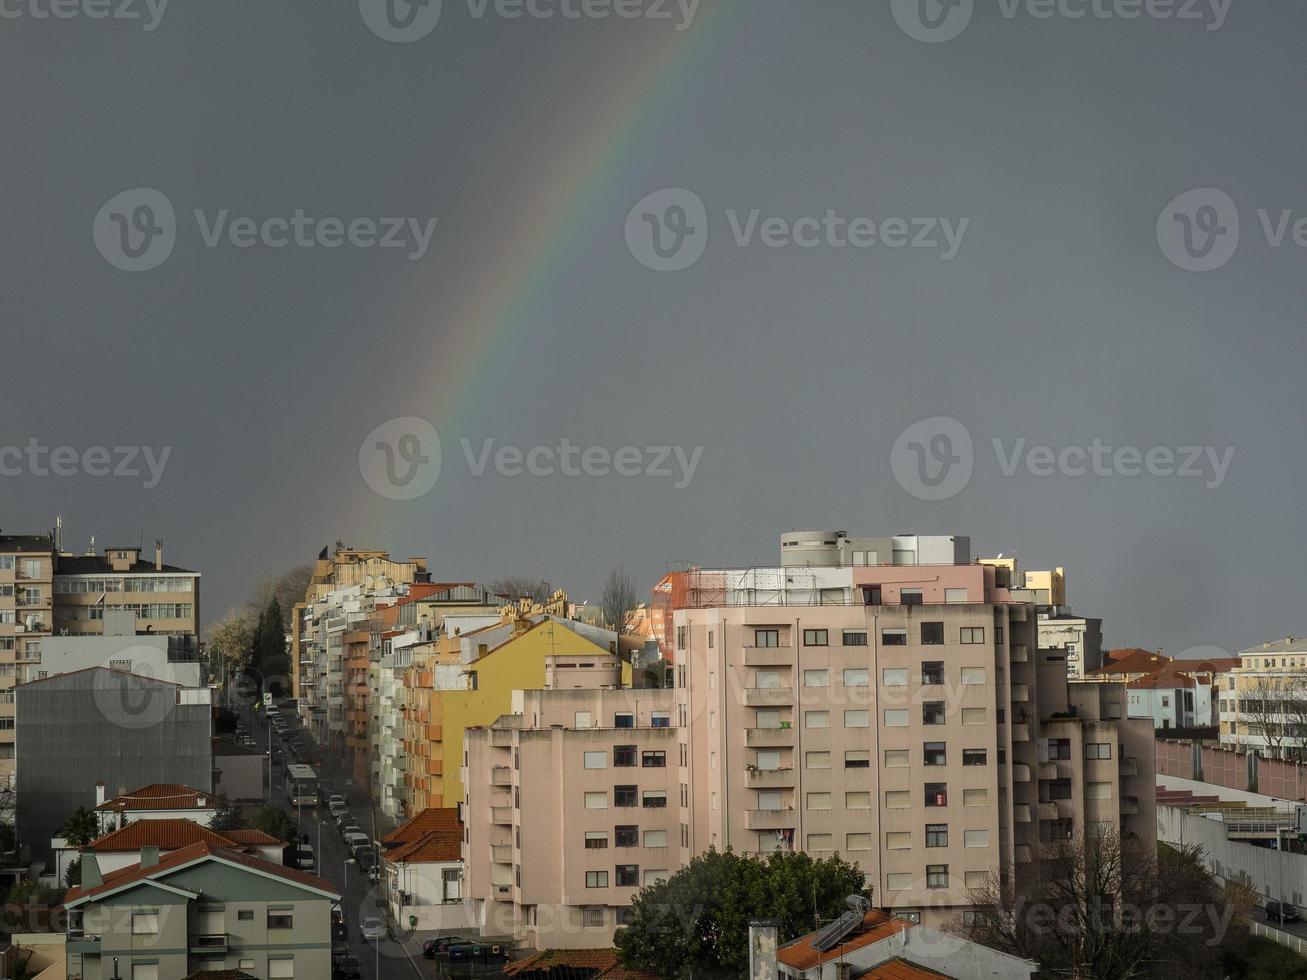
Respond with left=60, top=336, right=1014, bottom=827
left=1218, top=636, right=1307, bottom=758
left=464, top=531, right=1155, bottom=948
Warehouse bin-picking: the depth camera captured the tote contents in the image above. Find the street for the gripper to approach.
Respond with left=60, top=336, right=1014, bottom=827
left=250, top=703, right=443, bottom=980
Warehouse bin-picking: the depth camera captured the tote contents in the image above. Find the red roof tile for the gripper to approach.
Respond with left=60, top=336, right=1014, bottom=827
left=779, top=911, right=914, bottom=972
left=65, top=841, right=337, bottom=905
left=504, top=949, right=656, bottom=980
left=87, top=819, right=246, bottom=852
left=95, top=783, right=214, bottom=812
left=382, top=807, right=461, bottom=846
left=385, top=828, right=462, bottom=864
left=860, top=959, right=950, bottom=980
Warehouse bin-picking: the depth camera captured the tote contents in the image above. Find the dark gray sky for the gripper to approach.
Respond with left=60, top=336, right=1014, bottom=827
left=3, top=0, right=1302, bottom=657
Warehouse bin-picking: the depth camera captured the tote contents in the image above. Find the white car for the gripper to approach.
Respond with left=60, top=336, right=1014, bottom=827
left=361, top=917, right=386, bottom=941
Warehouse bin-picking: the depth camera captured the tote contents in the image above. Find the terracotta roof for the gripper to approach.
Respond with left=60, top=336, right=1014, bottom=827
left=505, top=949, right=656, bottom=980
left=382, top=807, right=461, bottom=846
left=86, top=819, right=245, bottom=852
left=779, top=911, right=914, bottom=972
left=66, top=841, right=337, bottom=905
left=95, top=783, right=214, bottom=812
left=222, top=829, right=281, bottom=846
left=385, top=828, right=462, bottom=864
left=1091, top=649, right=1170, bottom=676
left=858, top=959, right=950, bottom=980
left=183, top=971, right=258, bottom=980
left=1127, top=658, right=1241, bottom=690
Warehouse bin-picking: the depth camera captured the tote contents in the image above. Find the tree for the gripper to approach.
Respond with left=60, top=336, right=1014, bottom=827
left=205, top=606, right=256, bottom=678
left=614, top=848, right=866, bottom=980
left=486, top=577, right=554, bottom=604
left=209, top=794, right=241, bottom=833
left=250, top=805, right=297, bottom=843
left=601, top=566, right=638, bottom=640
left=250, top=565, right=314, bottom=623
left=958, top=827, right=1244, bottom=979
left=64, top=857, right=81, bottom=889
left=60, top=807, right=99, bottom=848
left=250, top=595, right=288, bottom=687
left=1240, top=676, right=1301, bottom=759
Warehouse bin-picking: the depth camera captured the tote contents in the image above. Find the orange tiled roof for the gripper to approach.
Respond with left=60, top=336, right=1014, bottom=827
left=66, top=841, right=337, bottom=904
left=859, top=959, right=950, bottom=980
left=222, top=829, right=281, bottom=846
left=386, top=828, right=462, bottom=864
left=87, top=819, right=246, bottom=852
left=504, top=949, right=657, bottom=980
left=779, top=911, right=914, bottom=971
left=382, top=807, right=461, bottom=846
left=1091, top=650, right=1170, bottom=676
left=95, top=783, right=213, bottom=812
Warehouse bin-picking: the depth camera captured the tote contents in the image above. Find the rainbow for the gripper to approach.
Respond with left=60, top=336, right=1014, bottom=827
left=419, top=0, right=740, bottom=434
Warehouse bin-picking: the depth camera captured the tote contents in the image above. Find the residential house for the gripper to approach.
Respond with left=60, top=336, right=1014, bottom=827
left=380, top=807, right=474, bottom=931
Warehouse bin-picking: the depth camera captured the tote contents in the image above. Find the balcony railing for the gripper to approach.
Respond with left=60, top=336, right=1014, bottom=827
left=743, top=687, right=795, bottom=707
left=746, top=767, right=796, bottom=787
left=189, top=934, right=228, bottom=954
left=745, top=808, right=796, bottom=831
left=491, top=766, right=511, bottom=786
left=746, top=726, right=796, bottom=746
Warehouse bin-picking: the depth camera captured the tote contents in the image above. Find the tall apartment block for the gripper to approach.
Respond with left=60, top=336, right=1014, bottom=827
left=0, top=530, right=200, bottom=787
left=462, top=530, right=1155, bottom=949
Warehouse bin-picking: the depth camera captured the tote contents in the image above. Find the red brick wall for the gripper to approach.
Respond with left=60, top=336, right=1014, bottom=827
left=1154, top=740, right=1307, bottom=801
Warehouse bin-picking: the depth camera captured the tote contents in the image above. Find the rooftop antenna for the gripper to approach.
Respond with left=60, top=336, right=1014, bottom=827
left=87, top=535, right=95, bottom=557
left=55, top=516, right=63, bottom=552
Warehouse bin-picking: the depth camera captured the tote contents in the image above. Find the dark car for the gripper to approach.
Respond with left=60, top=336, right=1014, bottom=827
left=332, top=954, right=363, bottom=979
left=1265, top=900, right=1301, bottom=923
left=449, top=942, right=509, bottom=964
left=424, top=936, right=464, bottom=957
left=332, top=941, right=349, bottom=959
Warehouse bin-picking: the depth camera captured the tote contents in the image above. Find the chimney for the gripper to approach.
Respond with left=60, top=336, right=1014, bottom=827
left=748, top=921, right=779, bottom=980
left=155, top=540, right=163, bottom=571
left=95, top=780, right=107, bottom=807
left=140, top=845, right=160, bottom=869
left=80, top=852, right=103, bottom=889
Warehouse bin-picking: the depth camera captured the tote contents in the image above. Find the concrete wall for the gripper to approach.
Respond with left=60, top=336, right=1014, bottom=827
left=1156, top=739, right=1307, bottom=802
left=16, top=669, right=212, bottom=866
left=213, top=744, right=266, bottom=801
left=1157, top=804, right=1307, bottom=908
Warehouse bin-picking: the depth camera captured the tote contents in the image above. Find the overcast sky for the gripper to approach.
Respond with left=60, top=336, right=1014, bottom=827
left=2, top=0, right=1302, bottom=657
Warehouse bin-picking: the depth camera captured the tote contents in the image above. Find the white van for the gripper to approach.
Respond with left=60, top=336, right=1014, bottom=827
left=295, top=844, right=316, bottom=871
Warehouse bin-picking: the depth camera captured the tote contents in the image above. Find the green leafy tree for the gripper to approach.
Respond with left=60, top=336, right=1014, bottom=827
left=251, top=595, right=288, bottom=687
left=614, top=848, right=866, bottom=980
left=250, top=805, right=297, bottom=843
left=60, top=807, right=99, bottom=848
left=64, top=857, right=81, bottom=889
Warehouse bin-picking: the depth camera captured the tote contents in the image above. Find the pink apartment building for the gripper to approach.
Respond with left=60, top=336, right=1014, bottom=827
left=463, top=532, right=1156, bottom=948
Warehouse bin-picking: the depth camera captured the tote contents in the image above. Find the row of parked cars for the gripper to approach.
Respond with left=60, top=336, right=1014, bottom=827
left=421, top=937, right=510, bottom=963
left=326, top=794, right=378, bottom=873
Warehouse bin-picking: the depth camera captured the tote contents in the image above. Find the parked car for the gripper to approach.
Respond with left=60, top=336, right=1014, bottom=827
left=423, top=936, right=465, bottom=957
left=332, top=954, right=363, bottom=979
left=1265, top=900, right=1301, bottom=922
left=448, top=942, right=509, bottom=964
left=355, top=848, right=376, bottom=873
left=332, top=908, right=348, bottom=942
left=332, top=941, right=349, bottom=959
left=344, top=831, right=370, bottom=854
left=361, top=917, right=386, bottom=941
left=294, top=845, right=316, bottom=871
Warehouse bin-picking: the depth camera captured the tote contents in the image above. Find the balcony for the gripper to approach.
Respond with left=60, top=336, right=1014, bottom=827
left=1119, top=757, right=1139, bottom=777
left=491, top=844, right=513, bottom=864
left=1011, top=684, right=1030, bottom=702
left=743, top=687, right=795, bottom=707
left=1014, top=804, right=1032, bottom=823
left=1014, top=844, right=1032, bottom=864
left=1038, top=762, right=1058, bottom=780
left=491, top=806, right=513, bottom=825
left=743, top=648, right=795, bottom=667
left=491, top=730, right=513, bottom=747
left=189, top=935, right=228, bottom=954
left=746, top=808, right=796, bottom=831
left=1010, top=644, right=1029, bottom=663
left=492, top=766, right=512, bottom=786
left=746, top=727, right=796, bottom=747
left=493, top=884, right=512, bottom=900
left=1011, top=723, right=1030, bottom=742
left=1011, top=763, right=1031, bottom=782
left=1036, top=802, right=1059, bottom=820
left=746, top=767, right=796, bottom=788
left=1120, top=796, right=1139, bottom=815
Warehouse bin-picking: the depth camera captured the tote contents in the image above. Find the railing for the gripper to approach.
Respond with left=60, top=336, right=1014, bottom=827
left=746, top=727, right=796, bottom=746
left=1253, top=920, right=1307, bottom=956
left=189, top=934, right=228, bottom=953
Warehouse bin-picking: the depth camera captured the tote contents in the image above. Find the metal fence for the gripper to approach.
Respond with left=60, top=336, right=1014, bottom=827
left=1252, top=920, right=1307, bottom=956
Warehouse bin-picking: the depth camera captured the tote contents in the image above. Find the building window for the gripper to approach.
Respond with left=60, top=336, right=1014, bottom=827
left=1049, top=739, right=1072, bottom=761
left=644, top=829, right=668, bottom=848
left=960, top=627, right=985, bottom=644
left=584, top=792, right=607, bottom=810
left=960, top=667, right=985, bottom=685
left=922, top=662, right=945, bottom=685
left=582, top=907, right=606, bottom=927
left=901, top=589, right=923, bottom=606
left=995, top=625, right=1004, bottom=643
left=615, top=826, right=639, bottom=847
left=961, top=708, right=986, bottom=726
left=845, top=751, right=870, bottom=769
left=614, top=713, right=635, bottom=729
left=614, top=745, right=637, bottom=767
left=944, top=588, right=968, bottom=603
left=584, top=751, right=607, bottom=770
left=586, top=871, right=609, bottom=888
left=132, top=912, right=160, bottom=934
left=962, top=748, right=987, bottom=766
left=642, top=751, right=666, bottom=768
left=884, top=749, right=909, bottom=768
left=882, top=629, right=908, bottom=646
left=846, top=791, right=871, bottom=809
left=885, top=791, right=910, bottom=809
left=926, top=865, right=949, bottom=889
left=803, top=629, right=828, bottom=647
left=807, top=833, right=834, bottom=850
left=844, top=710, right=869, bottom=728
left=805, top=710, right=830, bottom=729
left=651, top=713, right=671, bottom=728
left=842, top=631, right=868, bottom=647
left=806, top=792, right=832, bottom=810
left=585, top=832, right=609, bottom=849
left=676, top=626, right=686, bottom=649
left=267, top=911, right=293, bottom=930
left=924, top=742, right=947, bottom=765
left=881, top=667, right=908, bottom=686
left=237, top=910, right=254, bottom=921
left=847, top=833, right=872, bottom=851
left=1049, top=779, right=1073, bottom=801
left=883, top=709, right=909, bottom=727
left=803, top=669, right=829, bottom=688
left=925, top=783, right=948, bottom=807
left=617, top=907, right=636, bottom=925
left=1085, top=743, right=1112, bottom=760
left=923, top=702, right=946, bottom=725
left=926, top=824, right=948, bottom=847
left=642, top=791, right=668, bottom=808
left=615, top=786, right=638, bottom=807
left=754, top=630, right=780, bottom=648
left=921, top=622, right=944, bottom=645
left=886, top=832, right=911, bottom=849
left=616, top=865, right=640, bottom=886
left=963, top=788, right=987, bottom=806
left=805, top=751, right=831, bottom=769
left=965, top=829, right=990, bottom=848
left=843, top=668, right=869, bottom=687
